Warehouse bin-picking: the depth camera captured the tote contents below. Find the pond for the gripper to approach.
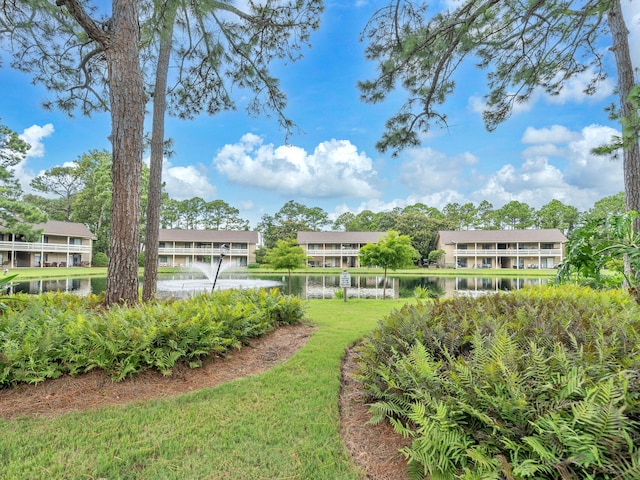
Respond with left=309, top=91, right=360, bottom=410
left=4, top=271, right=550, bottom=299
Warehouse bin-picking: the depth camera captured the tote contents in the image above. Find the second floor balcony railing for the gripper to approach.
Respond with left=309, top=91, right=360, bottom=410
left=454, top=248, right=562, bottom=256
left=0, top=241, right=91, bottom=254
left=158, top=247, right=249, bottom=256
left=306, top=248, right=361, bottom=256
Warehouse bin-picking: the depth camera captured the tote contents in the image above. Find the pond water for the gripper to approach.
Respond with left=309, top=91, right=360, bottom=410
left=4, top=271, right=550, bottom=299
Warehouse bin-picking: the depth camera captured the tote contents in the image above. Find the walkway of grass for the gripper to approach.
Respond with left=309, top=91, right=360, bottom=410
left=0, top=299, right=408, bottom=479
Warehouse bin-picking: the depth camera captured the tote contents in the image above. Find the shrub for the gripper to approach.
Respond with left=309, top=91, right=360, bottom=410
left=92, top=252, right=108, bottom=267
left=0, top=288, right=306, bottom=385
left=247, top=263, right=261, bottom=269
left=356, top=286, right=640, bottom=479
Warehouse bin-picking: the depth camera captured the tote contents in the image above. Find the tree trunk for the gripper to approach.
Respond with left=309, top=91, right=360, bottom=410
left=608, top=0, right=640, bottom=298
left=105, top=0, right=145, bottom=306
left=608, top=1, right=640, bottom=215
left=143, top=3, right=177, bottom=302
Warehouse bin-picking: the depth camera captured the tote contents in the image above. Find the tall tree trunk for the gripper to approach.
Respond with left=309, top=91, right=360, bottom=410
left=608, top=0, right=640, bottom=215
left=105, top=0, right=145, bottom=306
left=143, top=3, right=177, bottom=302
left=608, top=0, right=640, bottom=298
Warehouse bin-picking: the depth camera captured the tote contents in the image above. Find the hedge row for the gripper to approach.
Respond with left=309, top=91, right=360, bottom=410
left=0, top=288, right=305, bottom=385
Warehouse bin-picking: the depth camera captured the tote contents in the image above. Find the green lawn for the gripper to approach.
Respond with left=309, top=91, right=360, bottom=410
left=0, top=299, right=409, bottom=479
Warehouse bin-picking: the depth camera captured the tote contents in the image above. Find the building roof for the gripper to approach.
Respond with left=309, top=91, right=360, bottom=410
left=437, top=229, right=568, bottom=244
left=33, top=220, right=97, bottom=240
left=159, top=229, right=259, bottom=243
left=297, top=231, right=387, bottom=244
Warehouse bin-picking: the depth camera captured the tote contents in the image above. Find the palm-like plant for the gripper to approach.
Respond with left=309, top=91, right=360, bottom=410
left=0, top=273, right=19, bottom=311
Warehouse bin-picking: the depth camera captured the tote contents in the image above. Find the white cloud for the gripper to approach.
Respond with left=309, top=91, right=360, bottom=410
left=399, top=147, right=479, bottom=194
left=521, top=125, right=580, bottom=144
left=622, top=0, right=640, bottom=68
left=160, top=159, right=217, bottom=201
left=213, top=134, right=380, bottom=199
left=9, top=123, right=55, bottom=193
left=470, top=124, right=623, bottom=210
left=19, top=123, right=54, bottom=158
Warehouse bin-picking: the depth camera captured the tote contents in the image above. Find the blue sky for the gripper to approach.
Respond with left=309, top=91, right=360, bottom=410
left=1, top=0, right=639, bottom=229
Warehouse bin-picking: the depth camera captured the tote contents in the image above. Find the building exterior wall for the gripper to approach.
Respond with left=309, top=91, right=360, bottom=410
left=0, top=222, right=95, bottom=268
left=157, top=230, right=259, bottom=268
left=435, top=230, right=567, bottom=269
left=296, top=232, right=387, bottom=268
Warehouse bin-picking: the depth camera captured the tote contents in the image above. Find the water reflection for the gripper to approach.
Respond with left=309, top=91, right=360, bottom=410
left=2, top=274, right=549, bottom=299
left=7, top=277, right=94, bottom=296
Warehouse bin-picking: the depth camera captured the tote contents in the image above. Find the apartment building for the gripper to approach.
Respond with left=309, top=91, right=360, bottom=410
left=157, top=229, right=259, bottom=267
left=0, top=220, right=95, bottom=268
left=296, top=231, right=387, bottom=268
left=435, top=229, right=568, bottom=269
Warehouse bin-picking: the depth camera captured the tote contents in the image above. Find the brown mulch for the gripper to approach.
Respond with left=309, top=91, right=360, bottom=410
left=0, top=322, right=409, bottom=479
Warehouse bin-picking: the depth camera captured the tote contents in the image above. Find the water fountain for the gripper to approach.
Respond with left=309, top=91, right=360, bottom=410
left=156, top=262, right=283, bottom=298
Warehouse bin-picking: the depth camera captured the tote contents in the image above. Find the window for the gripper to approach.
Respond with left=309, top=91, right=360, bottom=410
left=457, top=244, right=467, bottom=250
left=69, top=237, right=82, bottom=245
left=541, top=243, right=554, bottom=249
left=482, top=243, right=492, bottom=249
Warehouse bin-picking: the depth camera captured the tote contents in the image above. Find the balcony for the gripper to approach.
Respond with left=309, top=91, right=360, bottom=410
left=307, top=249, right=360, bottom=256
left=454, top=248, right=562, bottom=256
left=158, top=247, right=249, bottom=256
left=0, top=241, right=91, bottom=254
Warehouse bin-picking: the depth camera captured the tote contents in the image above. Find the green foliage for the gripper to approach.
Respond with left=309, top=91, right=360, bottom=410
left=0, top=289, right=305, bottom=385
left=558, top=210, right=640, bottom=291
left=356, top=286, right=640, bottom=478
left=0, top=274, right=21, bottom=311
left=92, top=252, right=108, bottom=267
left=360, top=230, right=419, bottom=299
left=265, top=238, right=309, bottom=294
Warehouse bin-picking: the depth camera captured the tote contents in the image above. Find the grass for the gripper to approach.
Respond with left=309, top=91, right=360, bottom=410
left=0, top=298, right=409, bottom=479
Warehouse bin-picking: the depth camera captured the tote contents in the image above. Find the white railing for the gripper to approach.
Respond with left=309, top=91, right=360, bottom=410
left=158, top=247, right=249, bottom=256
left=454, top=248, right=562, bottom=256
left=307, top=249, right=360, bottom=256
left=0, top=241, right=91, bottom=254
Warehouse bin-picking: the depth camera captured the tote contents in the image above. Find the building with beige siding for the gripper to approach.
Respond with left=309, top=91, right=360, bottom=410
left=0, top=220, right=96, bottom=268
left=296, top=231, right=387, bottom=268
left=435, top=229, right=568, bottom=269
left=157, top=229, right=259, bottom=267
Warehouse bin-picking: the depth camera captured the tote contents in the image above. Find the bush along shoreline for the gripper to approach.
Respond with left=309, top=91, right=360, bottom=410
left=356, top=285, right=640, bottom=479
left=0, top=288, right=305, bottom=386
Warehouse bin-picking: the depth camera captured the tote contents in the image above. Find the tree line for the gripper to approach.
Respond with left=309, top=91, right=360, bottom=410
left=0, top=138, right=624, bottom=265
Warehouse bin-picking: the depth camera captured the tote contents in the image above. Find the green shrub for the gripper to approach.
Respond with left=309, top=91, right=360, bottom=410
left=247, top=263, right=261, bottom=269
left=0, top=288, right=306, bottom=385
left=92, top=252, right=108, bottom=267
left=356, top=286, right=640, bottom=479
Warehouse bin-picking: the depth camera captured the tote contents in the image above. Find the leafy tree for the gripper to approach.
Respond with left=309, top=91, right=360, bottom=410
left=333, top=211, right=357, bottom=231
left=402, top=203, right=444, bottom=219
left=359, top=0, right=639, bottom=226
left=427, top=248, right=445, bottom=267
left=495, top=200, right=535, bottom=230
left=264, top=239, right=308, bottom=294
left=30, top=165, right=83, bottom=221
left=72, top=150, right=113, bottom=255
left=474, top=200, right=496, bottom=230
left=535, top=199, right=579, bottom=234
left=258, top=201, right=329, bottom=248
left=0, top=120, right=46, bottom=242
left=582, top=191, right=626, bottom=224
left=359, top=230, right=418, bottom=299
left=393, top=213, right=453, bottom=260
left=2, top=1, right=146, bottom=306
